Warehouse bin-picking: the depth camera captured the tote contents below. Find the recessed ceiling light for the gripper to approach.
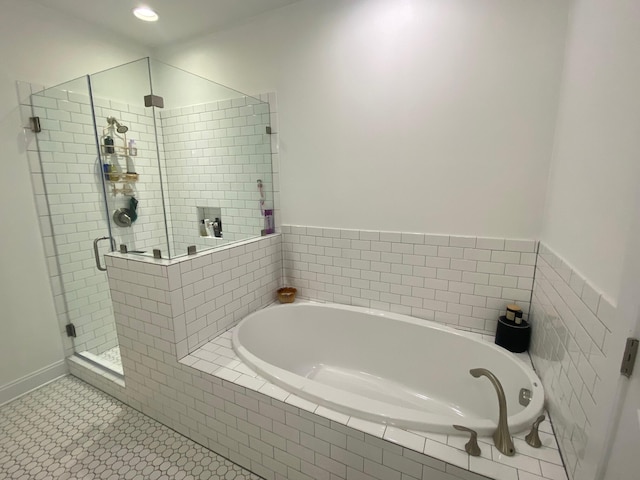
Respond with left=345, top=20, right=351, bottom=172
left=133, top=7, right=159, bottom=22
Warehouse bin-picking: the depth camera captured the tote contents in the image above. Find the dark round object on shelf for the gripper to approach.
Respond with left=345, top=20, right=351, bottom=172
left=495, top=315, right=531, bottom=353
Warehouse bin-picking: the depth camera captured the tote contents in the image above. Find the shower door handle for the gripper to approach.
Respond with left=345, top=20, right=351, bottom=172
left=93, top=236, right=112, bottom=272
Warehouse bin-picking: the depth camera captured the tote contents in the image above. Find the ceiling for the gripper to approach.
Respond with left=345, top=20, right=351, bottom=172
left=32, top=0, right=301, bottom=48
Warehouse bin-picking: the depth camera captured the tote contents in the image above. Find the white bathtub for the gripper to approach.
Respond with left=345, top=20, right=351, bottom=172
left=232, top=302, right=544, bottom=435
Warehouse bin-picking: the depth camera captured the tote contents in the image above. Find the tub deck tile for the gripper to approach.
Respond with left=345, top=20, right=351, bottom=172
left=384, top=426, right=426, bottom=453
left=235, top=374, right=266, bottom=391
left=180, top=320, right=568, bottom=480
left=258, top=383, right=290, bottom=401
left=424, top=438, right=470, bottom=470
left=316, top=406, right=350, bottom=425
left=347, top=418, right=386, bottom=438
left=470, top=456, right=518, bottom=480
left=286, top=394, right=319, bottom=413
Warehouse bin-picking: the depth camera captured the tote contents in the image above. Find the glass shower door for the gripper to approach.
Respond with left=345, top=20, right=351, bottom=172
left=31, top=76, right=122, bottom=374
left=89, top=58, right=170, bottom=259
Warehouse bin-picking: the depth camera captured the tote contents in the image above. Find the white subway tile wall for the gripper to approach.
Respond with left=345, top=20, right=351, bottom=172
left=529, top=243, right=616, bottom=480
left=173, top=235, right=282, bottom=355
left=31, top=88, right=169, bottom=254
left=106, top=235, right=282, bottom=359
left=18, top=81, right=78, bottom=357
left=180, top=327, right=566, bottom=480
left=26, top=84, right=169, bottom=357
left=28, top=85, right=169, bottom=357
left=24, top=82, right=280, bottom=359
left=160, top=94, right=275, bottom=256
left=282, top=225, right=537, bottom=335
left=84, top=235, right=568, bottom=480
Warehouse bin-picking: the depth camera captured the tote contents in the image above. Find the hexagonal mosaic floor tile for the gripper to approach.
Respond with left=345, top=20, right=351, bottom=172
left=0, top=376, right=262, bottom=480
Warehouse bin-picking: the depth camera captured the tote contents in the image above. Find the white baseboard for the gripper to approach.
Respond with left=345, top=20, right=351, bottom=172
left=0, top=360, right=68, bottom=407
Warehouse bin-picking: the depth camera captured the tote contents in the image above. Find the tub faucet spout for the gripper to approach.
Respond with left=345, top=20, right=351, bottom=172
left=470, top=368, right=515, bottom=456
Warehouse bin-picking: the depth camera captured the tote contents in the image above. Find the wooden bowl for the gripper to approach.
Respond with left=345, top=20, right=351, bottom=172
left=277, top=287, right=297, bottom=304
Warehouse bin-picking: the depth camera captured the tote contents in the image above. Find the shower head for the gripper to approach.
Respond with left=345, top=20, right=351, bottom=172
left=106, top=116, right=129, bottom=134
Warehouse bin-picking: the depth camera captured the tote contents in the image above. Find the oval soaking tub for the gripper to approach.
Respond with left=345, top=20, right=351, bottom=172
left=232, top=302, right=544, bottom=435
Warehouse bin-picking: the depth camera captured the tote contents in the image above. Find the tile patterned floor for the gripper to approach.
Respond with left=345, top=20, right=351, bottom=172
left=97, top=346, right=123, bottom=372
left=79, top=347, right=124, bottom=376
left=0, top=376, right=261, bottom=480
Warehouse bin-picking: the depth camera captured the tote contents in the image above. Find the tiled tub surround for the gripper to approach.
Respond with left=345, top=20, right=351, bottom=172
left=282, top=225, right=537, bottom=335
left=73, top=233, right=568, bottom=480
left=182, top=325, right=567, bottom=480
left=529, top=244, right=616, bottom=480
left=160, top=94, right=276, bottom=255
left=72, top=290, right=567, bottom=480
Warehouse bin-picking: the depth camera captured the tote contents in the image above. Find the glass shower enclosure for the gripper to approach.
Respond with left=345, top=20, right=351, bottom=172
left=29, top=58, right=274, bottom=376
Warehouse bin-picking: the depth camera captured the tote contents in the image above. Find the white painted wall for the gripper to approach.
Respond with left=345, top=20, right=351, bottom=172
left=541, top=0, right=640, bottom=300
left=155, top=0, right=569, bottom=239
left=0, top=0, right=148, bottom=393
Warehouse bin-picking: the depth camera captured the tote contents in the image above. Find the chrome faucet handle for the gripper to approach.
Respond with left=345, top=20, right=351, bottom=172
left=453, top=425, right=481, bottom=456
left=525, top=415, right=546, bottom=448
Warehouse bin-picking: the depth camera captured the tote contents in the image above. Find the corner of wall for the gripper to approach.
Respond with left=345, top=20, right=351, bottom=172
left=530, top=243, right=617, bottom=480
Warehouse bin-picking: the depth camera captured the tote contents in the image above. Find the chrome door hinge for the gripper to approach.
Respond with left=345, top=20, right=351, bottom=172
left=621, top=338, right=639, bottom=377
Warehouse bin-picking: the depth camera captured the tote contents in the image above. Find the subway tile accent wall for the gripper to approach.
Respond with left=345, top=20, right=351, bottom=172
left=282, top=225, right=537, bottom=335
left=529, top=243, right=616, bottom=480
left=160, top=93, right=276, bottom=256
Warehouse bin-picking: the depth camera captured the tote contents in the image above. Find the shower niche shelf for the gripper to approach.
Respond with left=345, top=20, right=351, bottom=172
left=197, top=206, right=223, bottom=238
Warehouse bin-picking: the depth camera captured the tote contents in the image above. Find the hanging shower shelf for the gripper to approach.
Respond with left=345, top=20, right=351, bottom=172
left=101, top=145, right=137, bottom=156
left=105, top=173, right=139, bottom=183
left=109, top=183, right=135, bottom=196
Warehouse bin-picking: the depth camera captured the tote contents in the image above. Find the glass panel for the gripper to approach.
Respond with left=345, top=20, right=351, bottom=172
left=149, top=59, right=275, bottom=258
left=31, top=76, right=122, bottom=374
left=89, top=58, right=171, bottom=258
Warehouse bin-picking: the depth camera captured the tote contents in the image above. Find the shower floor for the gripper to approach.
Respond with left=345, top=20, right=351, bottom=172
left=97, top=346, right=122, bottom=371
left=0, top=376, right=260, bottom=480
left=79, top=346, right=123, bottom=376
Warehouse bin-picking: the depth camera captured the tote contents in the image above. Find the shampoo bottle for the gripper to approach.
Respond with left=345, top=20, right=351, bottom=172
left=104, top=136, right=114, bottom=154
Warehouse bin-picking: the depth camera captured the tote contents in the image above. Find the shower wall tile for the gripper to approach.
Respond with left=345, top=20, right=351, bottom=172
left=105, top=234, right=282, bottom=358
left=282, top=225, right=537, bottom=335
left=26, top=85, right=168, bottom=358
left=173, top=235, right=282, bottom=355
left=27, top=82, right=280, bottom=359
left=529, top=243, right=616, bottom=480
left=159, top=92, right=277, bottom=256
